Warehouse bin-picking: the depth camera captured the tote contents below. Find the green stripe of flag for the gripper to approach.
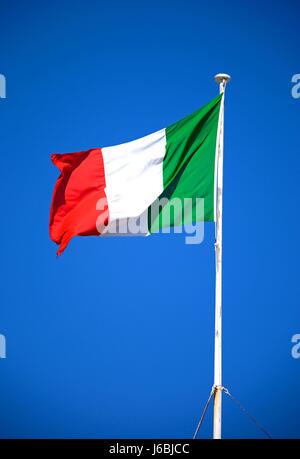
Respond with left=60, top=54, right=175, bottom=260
left=148, top=94, right=222, bottom=232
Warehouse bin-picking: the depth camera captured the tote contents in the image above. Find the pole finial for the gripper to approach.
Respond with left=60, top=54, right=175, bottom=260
left=214, top=73, right=231, bottom=84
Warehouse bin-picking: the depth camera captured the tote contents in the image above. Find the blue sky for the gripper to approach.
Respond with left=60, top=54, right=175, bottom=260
left=0, top=0, right=299, bottom=438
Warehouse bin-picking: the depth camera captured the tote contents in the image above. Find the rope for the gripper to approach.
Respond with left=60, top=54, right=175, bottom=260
left=193, top=386, right=215, bottom=439
left=222, top=386, right=272, bottom=439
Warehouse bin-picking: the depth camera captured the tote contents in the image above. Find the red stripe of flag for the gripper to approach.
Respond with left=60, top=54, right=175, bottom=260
left=49, top=148, right=108, bottom=255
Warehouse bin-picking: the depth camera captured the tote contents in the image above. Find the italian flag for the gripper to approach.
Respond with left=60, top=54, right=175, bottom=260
left=50, top=94, right=222, bottom=255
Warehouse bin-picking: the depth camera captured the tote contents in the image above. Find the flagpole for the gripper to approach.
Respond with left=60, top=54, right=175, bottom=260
left=213, top=73, right=231, bottom=439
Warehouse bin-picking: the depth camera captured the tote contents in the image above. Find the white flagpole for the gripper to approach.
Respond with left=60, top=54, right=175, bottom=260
left=213, top=73, right=231, bottom=439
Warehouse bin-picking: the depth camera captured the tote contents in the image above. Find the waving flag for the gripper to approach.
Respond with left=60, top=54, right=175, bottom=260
left=49, top=94, right=222, bottom=255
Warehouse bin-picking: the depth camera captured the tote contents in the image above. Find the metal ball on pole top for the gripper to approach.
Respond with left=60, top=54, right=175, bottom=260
left=215, top=73, right=231, bottom=93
